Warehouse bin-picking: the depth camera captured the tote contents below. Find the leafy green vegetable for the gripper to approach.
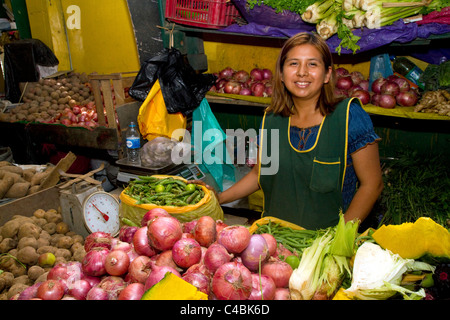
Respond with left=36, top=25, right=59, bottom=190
left=247, top=0, right=317, bottom=15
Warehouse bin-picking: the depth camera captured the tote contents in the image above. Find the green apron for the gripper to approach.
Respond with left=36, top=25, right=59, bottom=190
left=258, top=98, right=354, bottom=229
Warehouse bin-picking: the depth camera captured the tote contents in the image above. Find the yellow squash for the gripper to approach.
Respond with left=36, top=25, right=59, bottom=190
left=141, top=272, right=208, bottom=300
left=372, top=217, right=450, bottom=259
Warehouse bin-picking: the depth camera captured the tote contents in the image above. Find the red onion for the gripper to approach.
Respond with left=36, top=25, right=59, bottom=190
left=84, top=231, right=112, bottom=252
left=335, top=67, right=349, bottom=77
left=133, top=226, right=157, bottom=257
left=336, top=76, right=353, bottom=90
left=182, top=272, right=211, bottom=295
left=239, top=87, right=252, bottom=96
left=215, top=220, right=228, bottom=235
left=47, top=261, right=83, bottom=291
left=379, top=93, right=397, bottom=109
left=97, top=276, right=127, bottom=300
left=233, top=70, right=250, bottom=83
left=144, top=264, right=181, bottom=290
left=105, top=249, right=130, bottom=276
left=212, top=261, right=252, bottom=300
left=128, top=255, right=152, bottom=284
left=68, top=279, right=92, bottom=300
left=219, top=67, right=235, bottom=80
left=215, top=79, right=227, bottom=92
left=350, top=71, right=365, bottom=85
left=260, top=233, right=277, bottom=257
left=118, top=283, right=145, bottom=300
left=224, top=80, right=242, bottom=94
left=351, top=89, right=371, bottom=105
left=111, top=240, right=132, bottom=252
left=248, top=274, right=276, bottom=300
left=261, top=259, right=293, bottom=288
left=204, top=243, right=233, bottom=274
left=241, top=234, right=269, bottom=271
left=183, top=219, right=197, bottom=233
left=251, top=82, right=265, bottom=97
left=262, top=68, right=273, bottom=81
left=86, top=286, right=109, bottom=300
left=152, top=250, right=179, bottom=270
left=147, top=216, right=183, bottom=251
left=274, top=242, right=294, bottom=259
left=81, top=274, right=101, bottom=288
left=141, top=208, right=170, bottom=227
left=274, top=288, right=291, bottom=300
left=18, top=282, right=41, bottom=300
left=172, top=238, right=202, bottom=269
left=185, top=263, right=212, bottom=279
left=392, top=77, right=410, bottom=92
left=371, top=93, right=381, bottom=106
left=396, top=90, right=418, bottom=106
left=36, top=280, right=65, bottom=300
left=371, top=77, right=387, bottom=94
left=181, top=232, right=195, bottom=239
left=193, top=216, right=216, bottom=248
left=381, top=81, right=400, bottom=96
left=250, top=68, right=264, bottom=81
left=217, top=225, right=251, bottom=253
left=359, top=79, right=369, bottom=91
left=119, top=226, right=138, bottom=243
left=334, top=88, right=349, bottom=99
left=81, top=247, right=109, bottom=277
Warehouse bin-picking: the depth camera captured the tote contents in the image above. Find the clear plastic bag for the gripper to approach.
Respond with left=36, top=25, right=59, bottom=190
left=140, top=137, right=178, bottom=169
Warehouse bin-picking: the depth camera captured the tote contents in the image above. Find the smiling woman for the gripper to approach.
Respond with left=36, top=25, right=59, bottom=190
left=219, top=32, right=384, bottom=230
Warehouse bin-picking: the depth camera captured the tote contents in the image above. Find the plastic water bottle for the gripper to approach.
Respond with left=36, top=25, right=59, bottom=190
left=392, top=56, right=425, bottom=89
left=126, top=122, right=140, bottom=163
left=246, top=138, right=257, bottom=168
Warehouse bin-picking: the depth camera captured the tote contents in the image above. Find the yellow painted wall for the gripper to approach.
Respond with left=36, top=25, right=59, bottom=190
left=26, top=0, right=140, bottom=75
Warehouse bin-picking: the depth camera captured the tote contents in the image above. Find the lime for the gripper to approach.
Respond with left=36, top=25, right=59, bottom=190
left=155, top=184, right=165, bottom=193
left=185, top=183, right=196, bottom=192
left=421, top=273, right=434, bottom=288
left=285, top=255, right=300, bottom=269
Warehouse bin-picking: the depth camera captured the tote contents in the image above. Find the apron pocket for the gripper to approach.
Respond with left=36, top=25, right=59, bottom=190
left=310, top=157, right=341, bottom=193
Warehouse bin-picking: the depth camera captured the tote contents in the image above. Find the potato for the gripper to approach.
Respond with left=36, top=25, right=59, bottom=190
left=0, top=161, right=11, bottom=167
left=1, top=171, right=23, bottom=184
left=35, top=271, right=49, bottom=283
left=36, top=245, right=57, bottom=255
left=56, top=235, right=74, bottom=249
left=50, top=234, right=63, bottom=246
left=44, top=209, right=62, bottom=224
left=22, top=168, right=36, bottom=182
left=28, top=265, right=45, bottom=281
left=30, top=170, right=50, bottom=186
left=0, top=272, right=14, bottom=292
left=1, top=219, right=21, bottom=239
left=54, top=248, right=71, bottom=260
left=12, top=275, right=33, bottom=286
left=42, top=222, right=56, bottom=235
left=36, top=237, right=50, bottom=248
left=18, top=222, right=42, bottom=240
left=72, top=247, right=86, bottom=262
left=5, top=182, right=30, bottom=198
left=17, top=246, right=39, bottom=265
left=0, top=238, right=17, bottom=253
left=27, top=185, right=41, bottom=195
left=17, top=237, right=38, bottom=250
left=33, top=208, right=46, bottom=219
left=0, top=176, right=14, bottom=198
left=0, top=165, right=23, bottom=175
left=55, top=222, right=70, bottom=234
left=31, top=217, right=47, bottom=228
left=7, top=283, right=28, bottom=300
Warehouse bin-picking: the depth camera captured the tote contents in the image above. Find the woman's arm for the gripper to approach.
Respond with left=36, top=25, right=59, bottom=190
left=344, top=142, right=384, bottom=223
left=218, top=164, right=260, bottom=204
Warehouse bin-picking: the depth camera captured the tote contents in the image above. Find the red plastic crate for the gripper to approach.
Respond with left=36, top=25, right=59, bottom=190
left=165, top=0, right=240, bottom=29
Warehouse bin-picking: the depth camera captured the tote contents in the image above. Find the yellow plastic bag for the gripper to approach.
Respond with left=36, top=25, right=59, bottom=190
left=137, top=79, right=186, bottom=141
left=119, top=175, right=223, bottom=225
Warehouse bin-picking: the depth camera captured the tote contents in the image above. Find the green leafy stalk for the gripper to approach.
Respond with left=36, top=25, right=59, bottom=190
left=302, top=0, right=336, bottom=23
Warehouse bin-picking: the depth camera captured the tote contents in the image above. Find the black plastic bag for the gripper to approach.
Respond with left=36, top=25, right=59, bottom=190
left=4, top=39, right=59, bottom=103
left=129, top=48, right=216, bottom=116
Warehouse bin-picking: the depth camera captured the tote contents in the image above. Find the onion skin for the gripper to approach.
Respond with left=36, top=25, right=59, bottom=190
left=193, top=216, right=216, bottom=248
left=240, top=234, right=269, bottom=271
left=336, top=76, right=353, bottom=91
left=396, top=90, right=418, bottom=107
left=335, top=67, right=349, bottom=77
left=250, top=68, right=264, bottom=81
left=260, top=233, right=277, bottom=257
left=212, top=261, right=252, bottom=300
left=68, top=280, right=92, bottom=300
left=86, top=286, right=109, bottom=300
left=141, top=208, right=170, bottom=227
left=172, top=238, right=202, bottom=269
left=217, top=225, right=251, bottom=253
left=182, top=271, right=211, bottom=295
left=381, top=81, right=400, bottom=96
left=378, top=93, right=397, bottom=109
left=118, top=283, right=145, bottom=300
left=261, top=259, right=293, bottom=288
left=119, top=226, right=138, bottom=243
left=248, top=274, right=276, bottom=300
left=36, top=280, right=65, bottom=300
left=84, top=232, right=112, bottom=252
left=18, top=282, right=42, bottom=300
left=105, top=249, right=130, bottom=276
left=351, top=89, right=371, bottom=105
left=133, top=226, right=157, bottom=257
left=147, top=216, right=183, bottom=251
left=371, top=78, right=387, bottom=94
left=204, top=243, right=233, bottom=274
left=144, top=265, right=181, bottom=290
left=128, top=255, right=152, bottom=284
left=81, top=247, right=109, bottom=277
left=274, top=287, right=291, bottom=300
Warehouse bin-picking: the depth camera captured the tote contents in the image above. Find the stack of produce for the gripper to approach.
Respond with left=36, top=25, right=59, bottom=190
left=247, top=0, right=449, bottom=53
left=209, top=67, right=274, bottom=97
left=0, top=162, right=58, bottom=200
left=0, top=209, right=86, bottom=300
left=334, top=66, right=420, bottom=108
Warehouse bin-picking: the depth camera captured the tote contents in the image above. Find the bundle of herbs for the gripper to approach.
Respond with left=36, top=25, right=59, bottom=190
left=375, top=151, right=450, bottom=229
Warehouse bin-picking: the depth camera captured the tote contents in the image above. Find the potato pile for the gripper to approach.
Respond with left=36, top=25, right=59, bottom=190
left=0, top=161, right=55, bottom=199
left=0, top=208, right=86, bottom=300
left=0, top=72, right=94, bottom=124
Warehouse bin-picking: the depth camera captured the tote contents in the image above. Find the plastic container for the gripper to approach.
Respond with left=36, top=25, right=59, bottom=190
left=126, top=122, right=141, bottom=163
left=165, top=0, right=240, bottom=29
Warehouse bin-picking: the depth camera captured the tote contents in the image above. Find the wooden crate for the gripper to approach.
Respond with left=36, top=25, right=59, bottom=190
left=88, top=72, right=137, bottom=132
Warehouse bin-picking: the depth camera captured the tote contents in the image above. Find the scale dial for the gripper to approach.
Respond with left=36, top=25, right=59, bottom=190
left=82, top=191, right=120, bottom=237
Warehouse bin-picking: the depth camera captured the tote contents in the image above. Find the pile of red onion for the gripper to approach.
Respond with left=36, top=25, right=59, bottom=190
left=210, top=67, right=273, bottom=97
left=19, top=207, right=296, bottom=300
left=334, top=67, right=419, bottom=109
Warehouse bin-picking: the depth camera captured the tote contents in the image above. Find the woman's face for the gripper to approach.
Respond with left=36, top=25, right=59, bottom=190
left=281, top=43, right=332, bottom=105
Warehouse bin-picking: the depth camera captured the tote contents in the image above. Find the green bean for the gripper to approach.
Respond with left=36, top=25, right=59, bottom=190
left=186, top=190, right=200, bottom=204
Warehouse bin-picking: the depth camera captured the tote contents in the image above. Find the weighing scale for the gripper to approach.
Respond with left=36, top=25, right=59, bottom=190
left=59, top=181, right=121, bottom=238
left=115, top=158, right=219, bottom=191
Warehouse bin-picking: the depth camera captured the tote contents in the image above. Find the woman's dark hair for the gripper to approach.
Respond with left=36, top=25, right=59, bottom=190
left=266, top=32, right=343, bottom=116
